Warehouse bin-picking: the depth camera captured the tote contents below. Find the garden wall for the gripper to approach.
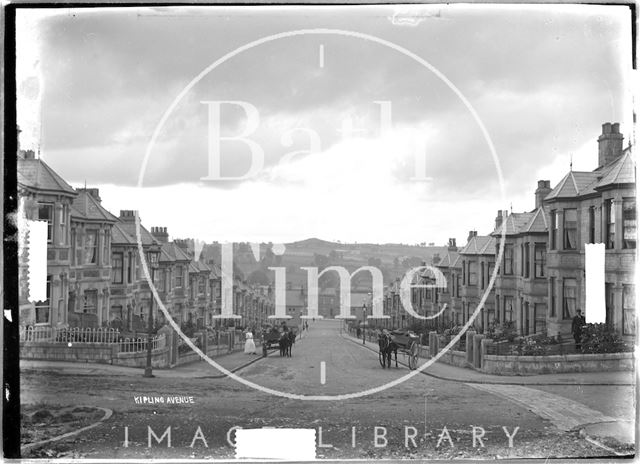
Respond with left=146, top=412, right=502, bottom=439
left=113, top=347, right=171, bottom=368
left=482, top=352, right=634, bottom=375
left=20, top=342, right=117, bottom=363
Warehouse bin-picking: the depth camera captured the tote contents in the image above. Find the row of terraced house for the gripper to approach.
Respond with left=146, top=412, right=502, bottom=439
left=17, top=149, right=275, bottom=333
left=391, top=122, right=635, bottom=341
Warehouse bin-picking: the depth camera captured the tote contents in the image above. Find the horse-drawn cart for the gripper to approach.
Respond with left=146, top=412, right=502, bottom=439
left=378, top=329, right=420, bottom=370
left=261, top=327, right=282, bottom=356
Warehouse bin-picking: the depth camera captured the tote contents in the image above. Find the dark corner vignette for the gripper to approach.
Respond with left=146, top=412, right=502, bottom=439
left=4, top=3, right=21, bottom=459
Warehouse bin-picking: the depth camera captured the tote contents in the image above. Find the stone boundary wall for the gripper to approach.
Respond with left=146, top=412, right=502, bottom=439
left=482, top=352, right=634, bottom=375
left=20, top=342, right=117, bottom=363
left=113, top=346, right=171, bottom=368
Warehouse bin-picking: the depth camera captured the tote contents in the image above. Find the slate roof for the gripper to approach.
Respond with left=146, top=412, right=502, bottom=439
left=594, top=151, right=635, bottom=189
left=449, top=254, right=462, bottom=269
left=111, top=222, right=136, bottom=245
left=435, top=251, right=459, bottom=268
left=118, top=221, right=159, bottom=247
left=70, top=190, right=119, bottom=223
left=545, top=171, right=600, bottom=200
left=523, top=207, right=549, bottom=233
left=17, top=157, right=77, bottom=196
left=159, top=242, right=191, bottom=263
left=459, top=235, right=496, bottom=255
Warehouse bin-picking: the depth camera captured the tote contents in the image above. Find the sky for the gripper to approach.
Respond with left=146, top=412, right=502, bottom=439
left=16, top=4, right=634, bottom=245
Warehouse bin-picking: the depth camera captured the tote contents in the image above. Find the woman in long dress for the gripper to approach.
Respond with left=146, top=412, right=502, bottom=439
left=244, top=331, right=256, bottom=354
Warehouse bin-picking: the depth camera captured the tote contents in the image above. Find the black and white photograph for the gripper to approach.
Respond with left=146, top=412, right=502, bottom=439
left=4, top=2, right=637, bottom=461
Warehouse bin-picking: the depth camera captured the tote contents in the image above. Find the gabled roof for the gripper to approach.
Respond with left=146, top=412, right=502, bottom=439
left=188, top=261, right=200, bottom=274
left=450, top=254, right=462, bottom=269
left=491, top=212, right=535, bottom=236
left=594, top=151, right=635, bottom=189
left=195, top=260, right=211, bottom=273
left=70, top=191, right=118, bottom=223
left=118, top=221, right=159, bottom=247
left=545, top=171, right=599, bottom=200
left=17, top=157, right=77, bottom=196
left=435, top=250, right=459, bottom=268
left=522, top=207, right=549, bottom=234
left=459, top=235, right=496, bottom=256
left=159, top=242, right=191, bottom=263
left=111, top=222, right=136, bottom=245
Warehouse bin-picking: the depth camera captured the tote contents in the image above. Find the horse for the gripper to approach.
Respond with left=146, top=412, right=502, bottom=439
left=279, top=331, right=295, bottom=357
left=378, top=332, right=398, bottom=368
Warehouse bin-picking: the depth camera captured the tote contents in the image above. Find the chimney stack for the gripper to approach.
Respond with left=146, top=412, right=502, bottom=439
left=598, top=122, right=624, bottom=167
left=78, top=188, right=101, bottom=202
left=448, top=238, right=457, bottom=250
left=495, top=210, right=504, bottom=231
left=534, top=180, right=551, bottom=209
left=467, top=230, right=477, bottom=243
left=151, top=226, right=169, bottom=243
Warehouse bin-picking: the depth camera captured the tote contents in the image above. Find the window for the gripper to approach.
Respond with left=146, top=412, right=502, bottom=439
left=462, top=261, right=466, bottom=285
left=103, top=230, right=110, bottom=265
left=38, top=203, right=53, bottom=243
left=127, top=252, right=134, bottom=283
left=623, top=285, right=635, bottom=335
left=468, top=262, right=477, bottom=286
left=83, top=290, right=98, bottom=314
left=175, top=266, right=183, bottom=287
left=606, top=199, right=615, bottom=249
left=83, top=231, right=98, bottom=264
left=112, top=252, right=124, bottom=284
left=503, top=296, right=513, bottom=321
left=550, top=210, right=558, bottom=250
left=494, top=296, right=500, bottom=323
left=563, top=209, right=577, bottom=250
left=156, top=269, right=165, bottom=292
left=523, top=243, right=530, bottom=278
left=550, top=277, right=556, bottom=317
left=534, top=244, right=546, bottom=278
left=588, top=207, right=596, bottom=244
left=503, top=244, right=514, bottom=275
left=35, top=275, right=52, bottom=324
left=59, top=205, right=67, bottom=245
left=456, top=274, right=460, bottom=297
left=605, top=283, right=614, bottom=327
left=165, top=269, right=171, bottom=292
left=562, top=278, right=577, bottom=320
left=534, top=303, right=546, bottom=334
left=480, top=262, right=485, bottom=289
left=623, top=199, right=636, bottom=249
left=71, top=231, right=76, bottom=265
left=487, top=262, right=494, bottom=287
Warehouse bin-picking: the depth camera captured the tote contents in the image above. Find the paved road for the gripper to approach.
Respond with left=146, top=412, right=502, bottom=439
left=19, top=319, right=631, bottom=459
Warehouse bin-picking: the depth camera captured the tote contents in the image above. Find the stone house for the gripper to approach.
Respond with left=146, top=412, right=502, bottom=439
left=459, top=231, right=496, bottom=332
left=544, top=122, right=635, bottom=339
left=68, top=188, right=117, bottom=328
left=491, top=184, right=550, bottom=336
left=17, top=150, right=76, bottom=327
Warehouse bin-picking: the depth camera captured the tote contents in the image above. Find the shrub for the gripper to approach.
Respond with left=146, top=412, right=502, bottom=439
left=514, top=337, right=547, bottom=356
left=486, top=320, right=517, bottom=342
left=580, top=323, right=633, bottom=354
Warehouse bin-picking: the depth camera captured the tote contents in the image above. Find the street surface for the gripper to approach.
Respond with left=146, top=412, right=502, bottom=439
left=20, top=320, right=634, bottom=459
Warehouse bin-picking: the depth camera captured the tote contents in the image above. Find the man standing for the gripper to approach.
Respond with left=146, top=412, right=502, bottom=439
left=572, top=309, right=586, bottom=350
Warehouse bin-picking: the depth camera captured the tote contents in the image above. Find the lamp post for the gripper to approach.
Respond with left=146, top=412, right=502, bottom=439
left=362, top=303, right=367, bottom=345
left=144, top=268, right=155, bottom=378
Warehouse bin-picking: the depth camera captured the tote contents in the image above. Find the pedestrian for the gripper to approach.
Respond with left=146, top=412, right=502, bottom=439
left=244, top=331, right=256, bottom=355
left=572, top=309, right=586, bottom=350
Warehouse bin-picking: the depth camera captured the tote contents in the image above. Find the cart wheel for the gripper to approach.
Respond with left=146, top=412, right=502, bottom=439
left=379, top=350, right=386, bottom=368
left=408, top=342, right=418, bottom=370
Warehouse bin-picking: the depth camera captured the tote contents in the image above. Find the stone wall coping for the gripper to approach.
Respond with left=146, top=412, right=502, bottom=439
left=485, top=352, right=633, bottom=362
